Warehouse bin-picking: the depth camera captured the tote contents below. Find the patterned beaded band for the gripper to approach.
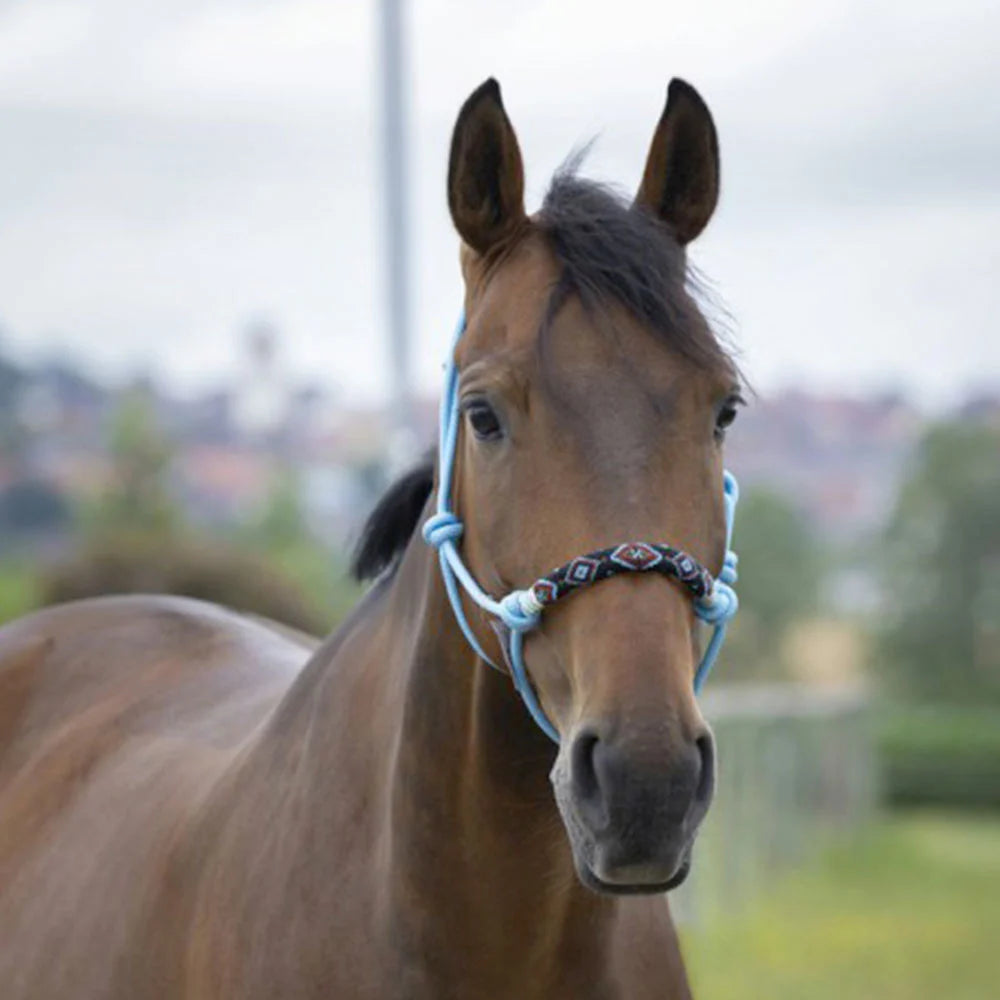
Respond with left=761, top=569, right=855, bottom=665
left=529, top=542, right=714, bottom=609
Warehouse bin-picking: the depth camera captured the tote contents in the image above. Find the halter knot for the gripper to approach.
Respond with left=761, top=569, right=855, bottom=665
left=695, top=579, right=739, bottom=625
left=720, top=551, right=739, bottom=586
left=422, top=512, right=463, bottom=549
left=498, top=590, right=543, bottom=632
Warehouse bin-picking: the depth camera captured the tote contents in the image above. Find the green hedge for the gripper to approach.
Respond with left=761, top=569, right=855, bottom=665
left=878, top=707, right=1000, bottom=809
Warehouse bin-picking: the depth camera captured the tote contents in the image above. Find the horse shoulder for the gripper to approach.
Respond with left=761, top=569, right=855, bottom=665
left=0, top=593, right=315, bottom=765
left=0, top=594, right=318, bottom=998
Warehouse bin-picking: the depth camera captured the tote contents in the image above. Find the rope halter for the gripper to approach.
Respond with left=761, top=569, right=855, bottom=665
left=423, top=313, right=740, bottom=744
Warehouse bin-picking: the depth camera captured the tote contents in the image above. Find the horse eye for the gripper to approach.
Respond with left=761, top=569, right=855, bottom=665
left=714, top=396, right=742, bottom=440
left=465, top=400, right=504, bottom=441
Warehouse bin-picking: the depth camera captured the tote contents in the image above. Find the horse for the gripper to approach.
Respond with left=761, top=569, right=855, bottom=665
left=0, top=77, right=742, bottom=998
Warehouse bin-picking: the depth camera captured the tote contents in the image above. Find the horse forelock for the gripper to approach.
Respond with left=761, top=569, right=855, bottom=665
left=536, top=164, right=737, bottom=384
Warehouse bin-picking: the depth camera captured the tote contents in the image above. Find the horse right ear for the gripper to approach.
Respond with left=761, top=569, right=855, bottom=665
left=635, top=79, right=720, bottom=245
left=447, top=78, right=527, bottom=256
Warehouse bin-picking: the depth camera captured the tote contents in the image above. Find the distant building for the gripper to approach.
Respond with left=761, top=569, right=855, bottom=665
left=231, top=320, right=291, bottom=443
left=726, top=390, right=923, bottom=539
left=957, top=390, right=1000, bottom=427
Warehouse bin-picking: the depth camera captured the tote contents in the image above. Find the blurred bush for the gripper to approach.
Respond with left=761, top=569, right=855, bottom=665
left=878, top=706, right=1000, bottom=809
left=724, top=488, right=824, bottom=679
left=42, top=532, right=332, bottom=635
left=84, top=389, right=180, bottom=537
left=878, top=421, right=1000, bottom=704
left=37, top=393, right=361, bottom=635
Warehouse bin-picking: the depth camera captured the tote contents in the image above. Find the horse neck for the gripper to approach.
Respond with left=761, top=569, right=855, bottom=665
left=204, top=508, right=619, bottom=990
left=378, top=523, right=617, bottom=979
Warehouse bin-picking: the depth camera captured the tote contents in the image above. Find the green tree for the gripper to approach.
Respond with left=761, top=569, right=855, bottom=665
left=879, top=421, right=1000, bottom=703
left=725, top=488, right=823, bottom=678
left=251, top=470, right=311, bottom=552
left=89, top=390, right=180, bottom=538
left=240, top=470, right=360, bottom=625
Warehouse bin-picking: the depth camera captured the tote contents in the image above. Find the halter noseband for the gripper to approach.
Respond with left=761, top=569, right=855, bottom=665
left=423, top=313, right=740, bottom=743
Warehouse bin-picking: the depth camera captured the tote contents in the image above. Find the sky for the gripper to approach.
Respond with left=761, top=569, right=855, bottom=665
left=0, top=0, right=997, bottom=407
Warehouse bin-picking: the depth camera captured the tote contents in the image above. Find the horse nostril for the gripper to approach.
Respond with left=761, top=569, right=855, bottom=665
left=570, top=729, right=605, bottom=824
left=693, top=732, right=716, bottom=809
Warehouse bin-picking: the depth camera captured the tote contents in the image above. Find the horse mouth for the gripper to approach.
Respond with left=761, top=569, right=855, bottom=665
left=574, top=842, right=693, bottom=896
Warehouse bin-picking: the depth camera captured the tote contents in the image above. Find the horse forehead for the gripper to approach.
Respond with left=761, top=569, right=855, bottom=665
left=535, top=307, right=693, bottom=428
left=462, top=238, right=559, bottom=351
left=530, top=316, right=715, bottom=498
left=464, top=237, right=713, bottom=410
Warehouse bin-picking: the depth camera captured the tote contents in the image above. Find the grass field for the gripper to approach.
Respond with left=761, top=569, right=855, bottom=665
left=0, top=563, right=43, bottom=626
left=682, top=812, right=1000, bottom=1000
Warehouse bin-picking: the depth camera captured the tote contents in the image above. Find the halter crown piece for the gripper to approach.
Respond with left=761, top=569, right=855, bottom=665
left=423, top=313, right=740, bottom=743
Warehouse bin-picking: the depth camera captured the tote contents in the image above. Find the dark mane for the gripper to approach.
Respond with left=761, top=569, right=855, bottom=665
left=537, top=166, right=734, bottom=378
left=353, top=169, right=737, bottom=585
left=350, top=454, right=434, bottom=582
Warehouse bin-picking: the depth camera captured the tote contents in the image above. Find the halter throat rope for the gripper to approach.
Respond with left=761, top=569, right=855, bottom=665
left=422, top=313, right=739, bottom=744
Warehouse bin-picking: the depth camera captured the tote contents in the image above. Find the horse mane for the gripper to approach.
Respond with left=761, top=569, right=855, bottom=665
left=350, top=453, right=435, bottom=582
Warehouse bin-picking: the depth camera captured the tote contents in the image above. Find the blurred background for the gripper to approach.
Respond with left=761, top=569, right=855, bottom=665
left=0, top=1, right=996, bottom=996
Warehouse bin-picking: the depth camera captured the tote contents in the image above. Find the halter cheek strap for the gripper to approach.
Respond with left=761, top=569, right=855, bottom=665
left=423, top=312, right=740, bottom=744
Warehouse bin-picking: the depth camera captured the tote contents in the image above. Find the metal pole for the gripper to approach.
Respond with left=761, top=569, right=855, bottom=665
left=377, top=0, right=415, bottom=464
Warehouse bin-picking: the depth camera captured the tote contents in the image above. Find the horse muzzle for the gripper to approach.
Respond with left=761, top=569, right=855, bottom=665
left=552, top=723, right=716, bottom=894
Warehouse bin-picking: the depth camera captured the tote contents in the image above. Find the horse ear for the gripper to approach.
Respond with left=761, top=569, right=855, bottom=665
left=635, top=79, right=719, bottom=245
left=447, top=78, right=527, bottom=256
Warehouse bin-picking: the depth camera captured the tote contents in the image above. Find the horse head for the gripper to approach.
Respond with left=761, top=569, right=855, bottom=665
left=440, top=78, right=742, bottom=894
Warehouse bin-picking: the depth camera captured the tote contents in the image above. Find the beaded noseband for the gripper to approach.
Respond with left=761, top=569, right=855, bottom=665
left=423, top=313, right=740, bottom=743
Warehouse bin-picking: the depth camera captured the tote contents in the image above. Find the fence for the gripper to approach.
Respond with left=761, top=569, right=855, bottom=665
left=672, top=684, right=878, bottom=925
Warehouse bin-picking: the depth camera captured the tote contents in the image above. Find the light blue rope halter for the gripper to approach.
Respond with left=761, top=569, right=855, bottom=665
left=423, top=313, right=740, bottom=743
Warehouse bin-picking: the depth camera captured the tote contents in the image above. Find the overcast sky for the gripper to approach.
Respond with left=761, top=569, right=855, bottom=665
left=0, top=0, right=996, bottom=406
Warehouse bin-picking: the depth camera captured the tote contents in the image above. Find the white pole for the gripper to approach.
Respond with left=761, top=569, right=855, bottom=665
left=377, top=0, right=415, bottom=468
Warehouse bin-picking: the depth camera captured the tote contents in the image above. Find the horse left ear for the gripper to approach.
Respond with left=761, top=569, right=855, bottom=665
left=447, top=78, right=527, bottom=256
left=635, top=79, right=720, bottom=245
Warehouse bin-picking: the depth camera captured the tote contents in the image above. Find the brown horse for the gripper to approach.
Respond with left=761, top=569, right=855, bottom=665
left=0, top=78, right=740, bottom=998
